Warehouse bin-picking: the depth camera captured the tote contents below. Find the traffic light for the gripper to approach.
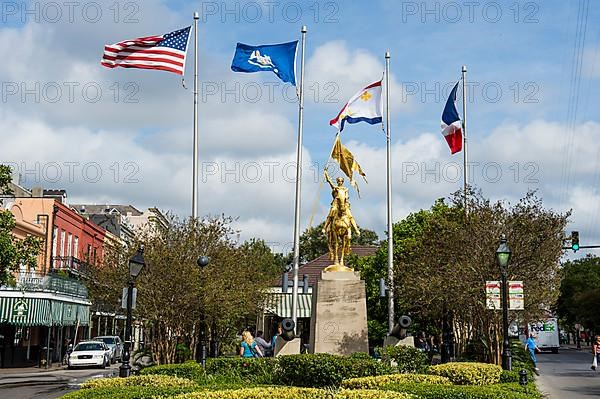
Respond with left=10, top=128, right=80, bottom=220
left=571, top=231, right=579, bottom=252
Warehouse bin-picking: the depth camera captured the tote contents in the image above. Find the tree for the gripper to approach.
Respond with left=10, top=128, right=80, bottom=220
left=367, top=190, right=568, bottom=363
left=87, top=215, right=280, bottom=364
left=0, top=165, right=42, bottom=285
left=556, top=255, right=600, bottom=330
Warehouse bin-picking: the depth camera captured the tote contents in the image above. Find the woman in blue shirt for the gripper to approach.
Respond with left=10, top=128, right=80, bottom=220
left=239, top=331, right=263, bottom=358
left=525, top=333, right=540, bottom=371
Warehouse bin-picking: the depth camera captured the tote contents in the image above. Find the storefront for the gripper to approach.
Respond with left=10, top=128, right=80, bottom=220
left=0, top=291, right=91, bottom=368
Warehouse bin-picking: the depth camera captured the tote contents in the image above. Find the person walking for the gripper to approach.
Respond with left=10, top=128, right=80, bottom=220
left=592, top=335, right=600, bottom=370
left=239, top=331, right=263, bottom=358
left=255, top=331, right=272, bottom=357
left=525, top=333, right=540, bottom=372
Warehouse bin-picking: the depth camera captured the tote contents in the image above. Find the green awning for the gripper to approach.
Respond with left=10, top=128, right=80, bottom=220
left=0, top=297, right=91, bottom=327
left=77, top=305, right=90, bottom=326
left=50, top=301, right=63, bottom=325
left=263, top=293, right=312, bottom=318
left=61, top=302, right=77, bottom=326
left=0, top=297, right=51, bottom=326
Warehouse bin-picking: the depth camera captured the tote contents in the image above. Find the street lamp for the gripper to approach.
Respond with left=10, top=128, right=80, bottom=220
left=119, top=246, right=145, bottom=378
left=197, top=255, right=209, bottom=367
left=496, top=234, right=512, bottom=371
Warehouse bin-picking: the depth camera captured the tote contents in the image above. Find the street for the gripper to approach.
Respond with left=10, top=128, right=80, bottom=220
left=536, top=348, right=600, bottom=398
left=0, top=363, right=119, bottom=399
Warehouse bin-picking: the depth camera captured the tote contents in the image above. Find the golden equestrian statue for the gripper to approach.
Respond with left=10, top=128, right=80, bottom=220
left=322, top=169, right=360, bottom=272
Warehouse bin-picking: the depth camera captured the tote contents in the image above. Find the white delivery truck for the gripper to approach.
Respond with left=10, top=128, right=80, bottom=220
left=528, top=318, right=560, bottom=353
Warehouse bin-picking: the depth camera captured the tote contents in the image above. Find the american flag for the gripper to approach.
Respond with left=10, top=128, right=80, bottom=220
left=101, top=26, right=191, bottom=75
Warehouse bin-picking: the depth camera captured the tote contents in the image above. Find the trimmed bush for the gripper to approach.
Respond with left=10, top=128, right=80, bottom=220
left=378, top=345, right=429, bottom=373
left=347, top=352, right=373, bottom=361
left=166, top=387, right=333, bottom=399
left=60, top=386, right=195, bottom=399
left=140, top=361, right=206, bottom=382
left=382, top=382, right=541, bottom=399
left=81, top=374, right=197, bottom=390
left=428, top=362, right=502, bottom=385
left=341, top=374, right=451, bottom=389
left=169, top=387, right=416, bottom=399
left=275, top=353, right=394, bottom=388
left=205, top=357, right=276, bottom=384
left=500, top=370, right=520, bottom=383
left=336, top=389, right=417, bottom=399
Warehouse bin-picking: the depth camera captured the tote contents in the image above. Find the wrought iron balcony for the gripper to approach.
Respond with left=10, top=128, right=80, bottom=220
left=9, top=273, right=89, bottom=299
left=50, top=256, right=89, bottom=277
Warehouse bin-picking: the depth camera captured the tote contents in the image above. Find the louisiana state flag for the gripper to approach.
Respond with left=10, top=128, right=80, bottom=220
left=231, top=41, right=298, bottom=85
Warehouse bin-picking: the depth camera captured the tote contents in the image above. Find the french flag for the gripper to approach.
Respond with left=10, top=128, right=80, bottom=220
left=441, top=81, right=463, bottom=154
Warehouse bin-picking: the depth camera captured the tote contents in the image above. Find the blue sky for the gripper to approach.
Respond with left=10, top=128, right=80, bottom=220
left=2, top=0, right=600, bottom=258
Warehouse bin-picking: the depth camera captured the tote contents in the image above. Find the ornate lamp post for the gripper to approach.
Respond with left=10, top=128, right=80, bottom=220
left=197, top=255, right=209, bottom=367
left=119, top=247, right=145, bottom=378
left=496, top=234, right=512, bottom=371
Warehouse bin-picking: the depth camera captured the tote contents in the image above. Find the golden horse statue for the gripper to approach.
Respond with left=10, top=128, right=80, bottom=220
left=322, top=170, right=360, bottom=272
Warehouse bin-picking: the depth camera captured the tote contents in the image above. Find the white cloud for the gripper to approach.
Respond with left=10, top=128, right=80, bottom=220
left=305, top=40, right=410, bottom=113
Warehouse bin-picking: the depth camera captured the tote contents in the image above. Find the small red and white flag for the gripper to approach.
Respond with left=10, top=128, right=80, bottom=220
left=441, top=81, right=463, bottom=154
left=101, top=26, right=191, bottom=75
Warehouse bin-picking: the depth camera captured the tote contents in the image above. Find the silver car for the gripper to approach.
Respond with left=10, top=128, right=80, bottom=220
left=92, top=336, right=123, bottom=364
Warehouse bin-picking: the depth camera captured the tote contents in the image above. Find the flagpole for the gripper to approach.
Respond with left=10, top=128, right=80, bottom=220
left=385, top=51, right=395, bottom=334
left=192, top=12, right=199, bottom=219
left=291, top=26, right=307, bottom=332
left=461, top=65, right=468, bottom=213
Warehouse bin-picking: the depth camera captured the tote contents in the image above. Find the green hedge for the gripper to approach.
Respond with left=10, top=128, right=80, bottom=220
left=378, top=345, right=429, bottom=373
left=428, top=362, right=502, bottom=385
left=382, top=382, right=541, bottom=399
left=61, top=387, right=416, bottom=399
left=60, top=386, right=196, bottom=399
left=140, top=361, right=206, bottom=381
left=167, top=387, right=417, bottom=399
left=341, top=374, right=451, bottom=389
left=81, top=375, right=197, bottom=390
left=275, top=354, right=394, bottom=388
left=141, top=355, right=393, bottom=388
left=205, top=357, right=276, bottom=385
left=499, top=370, right=520, bottom=384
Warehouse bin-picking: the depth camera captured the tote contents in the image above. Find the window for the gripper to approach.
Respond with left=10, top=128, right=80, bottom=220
left=52, top=227, right=58, bottom=257
left=93, top=248, right=97, bottom=264
left=74, top=236, right=79, bottom=259
left=67, top=233, right=72, bottom=257
left=60, top=230, right=66, bottom=256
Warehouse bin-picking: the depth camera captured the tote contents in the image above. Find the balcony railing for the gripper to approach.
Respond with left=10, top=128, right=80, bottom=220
left=50, top=256, right=89, bottom=276
left=10, top=273, right=89, bottom=299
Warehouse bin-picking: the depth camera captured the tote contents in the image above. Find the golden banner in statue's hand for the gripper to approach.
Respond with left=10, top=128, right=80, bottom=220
left=331, top=135, right=367, bottom=194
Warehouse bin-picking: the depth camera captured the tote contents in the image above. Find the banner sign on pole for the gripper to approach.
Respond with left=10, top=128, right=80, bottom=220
left=486, top=281, right=501, bottom=310
left=508, top=281, right=524, bottom=310
left=486, top=281, right=524, bottom=310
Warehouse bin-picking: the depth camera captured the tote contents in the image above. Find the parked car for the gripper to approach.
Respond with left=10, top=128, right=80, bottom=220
left=67, top=341, right=111, bottom=369
left=92, top=336, right=123, bottom=364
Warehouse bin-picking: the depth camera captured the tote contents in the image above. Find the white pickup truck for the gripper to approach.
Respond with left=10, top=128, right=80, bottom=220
left=528, top=318, right=560, bottom=354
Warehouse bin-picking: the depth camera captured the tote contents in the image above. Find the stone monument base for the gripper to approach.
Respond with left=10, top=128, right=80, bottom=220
left=274, top=336, right=301, bottom=356
left=309, top=270, right=368, bottom=355
left=383, top=335, right=415, bottom=348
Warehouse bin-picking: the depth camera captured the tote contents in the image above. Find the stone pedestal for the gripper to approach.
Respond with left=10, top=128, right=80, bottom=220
left=274, top=336, right=301, bottom=356
left=309, top=270, right=369, bottom=355
left=383, top=335, right=415, bottom=348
